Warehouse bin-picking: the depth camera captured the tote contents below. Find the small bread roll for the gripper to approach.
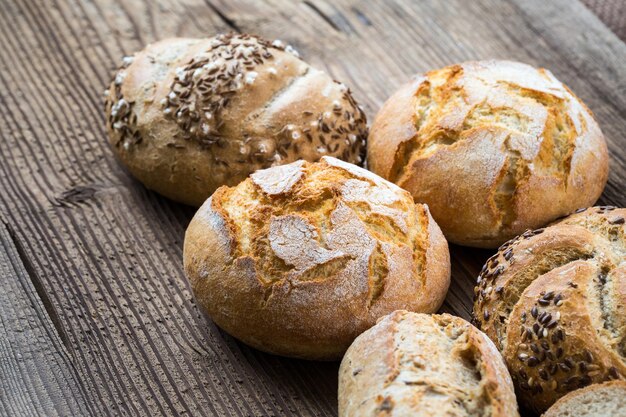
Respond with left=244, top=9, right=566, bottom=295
left=183, top=157, right=450, bottom=360
left=473, top=206, right=626, bottom=413
left=368, top=60, right=609, bottom=248
left=338, top=311, right=519, bottom=417
left=104, top=34, right=367, bottom=206
left=542, top=380, right=626, bottom=417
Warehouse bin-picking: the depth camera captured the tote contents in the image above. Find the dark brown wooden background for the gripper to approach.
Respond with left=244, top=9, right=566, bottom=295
left=1, top=1, right=624, bottom=416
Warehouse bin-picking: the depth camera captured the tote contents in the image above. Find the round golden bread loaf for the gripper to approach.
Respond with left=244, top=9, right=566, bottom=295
left=338, top=311, right=519, bottom=417
left=368, top=60, right=609, bottom=248
left=473, top=206, right=626, bottom=413
left=183, top=157, right=450, bottom=360
left=104, top=33, right=367, bottom=206
left=542, top=380, right=626, bottom=417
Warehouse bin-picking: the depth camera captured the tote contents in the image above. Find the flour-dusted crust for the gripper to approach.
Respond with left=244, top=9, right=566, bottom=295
left=183, top=157, right=451, bottom=359
left=473, top=207, right=626, bottom=413
left=250, top=160, right=305, bottom=195
left=542, top=380, right=626, bottom=417
left=368, top=60, right=609, bottom=248
left=104, top=34, right=367, bottom=206
left=338, top=311, right=519, bottom=417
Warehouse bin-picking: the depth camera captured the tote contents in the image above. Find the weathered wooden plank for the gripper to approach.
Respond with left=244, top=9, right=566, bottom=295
left=0, top=0, right=623, bottom=416
left=0, top=220, right=96, bottom=416
left=582, top=0, right=626, bottom=42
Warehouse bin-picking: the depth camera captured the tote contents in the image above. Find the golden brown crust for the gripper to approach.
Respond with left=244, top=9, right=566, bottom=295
left=542, top=380, right=626, bottom=417
left=473, top=207, right=626, bottom=413
left=338, top=311, right=519, bottom=417
left=183, top=157, right=451, bottom=359
left=104, top=34, right=367, bottom=206
left=368, top=60, right=609, bottom=248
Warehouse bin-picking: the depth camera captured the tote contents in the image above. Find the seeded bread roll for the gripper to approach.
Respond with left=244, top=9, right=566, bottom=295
left=338, top=311, right=519, bottom=417
left=473, top=206, right=626, bottom=413
left=368, top=60, right=609, bottom=248
left=183, top=157, right=450, bottom=360
left=104, top=33, right=367, bottom=206
left=542, top=380, right=626, bottom=417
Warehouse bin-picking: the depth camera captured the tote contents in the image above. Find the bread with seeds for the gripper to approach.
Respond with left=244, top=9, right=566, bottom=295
left=183, top=157, right=450, bottom=360
left=368, top=60, right=609, bottom=248
left=542, top=380, right=626, bottom=417
left=473, top=206, right=626, bottom=413
left=104, top=33, right=367, bottom=206
left=338, top=311, right=519, bottom=417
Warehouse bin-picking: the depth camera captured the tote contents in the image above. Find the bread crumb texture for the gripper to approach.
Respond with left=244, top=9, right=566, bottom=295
left=338, top=311, right=519, bottom=417
left=474, top=207, right=626, bottom=413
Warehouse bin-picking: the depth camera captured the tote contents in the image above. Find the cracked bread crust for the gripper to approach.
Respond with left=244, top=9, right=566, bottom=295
left=338, top=311, right=519, bottom=417
left=104, top=34, right=367, bottom=206
left=368, top=60, right=609, bottom=248
left=183, top=157, right=450, bottom=360
left=473, top=207, right=626, bottom=413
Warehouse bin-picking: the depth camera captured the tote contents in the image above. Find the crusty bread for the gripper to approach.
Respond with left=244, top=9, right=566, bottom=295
left=338, top=311, right=519, bottom=417
left=368, top=60, right=609, bottom=248
left=183, top=157, right=450, bottom=360
left=542, top=380, right=626, bottom=417
left=104, top=33, right=367, bottom=206
left=473, top=206, right=626, bottom=413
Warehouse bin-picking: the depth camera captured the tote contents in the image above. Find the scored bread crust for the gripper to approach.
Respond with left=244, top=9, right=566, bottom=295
left=368, top=60, right=609, bottom=248
left=183, top=157, right=451, bottom=360
left=542, top=380, right=626, bottom=417
left=473, top=207, right=626, bottom=413
left=338, top=311, right=519, bottom=417
left=104, top=34, right=367, bottom=206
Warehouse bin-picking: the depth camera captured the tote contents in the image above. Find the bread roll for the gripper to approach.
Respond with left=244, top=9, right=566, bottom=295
left=368, top=60, right=609, bottom=248
left=542, top=380, right=626, bottom=417
left=183, top=157, right=450, bottom=360
left=104, top=34, right=367, bottom=206
left=338, top=311, right=519, bottom=417
left=473, top=206, right=626, bottom=413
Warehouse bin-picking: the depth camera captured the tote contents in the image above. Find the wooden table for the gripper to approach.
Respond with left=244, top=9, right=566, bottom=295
left=1, top=1, right=624, bottom=415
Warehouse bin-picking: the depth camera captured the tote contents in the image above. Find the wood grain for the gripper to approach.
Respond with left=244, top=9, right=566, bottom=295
left=0, top=0, right=623, bottom=416
left=0, top=221, right=95, bottom=416
left=582, top=0, right=626, bottom=42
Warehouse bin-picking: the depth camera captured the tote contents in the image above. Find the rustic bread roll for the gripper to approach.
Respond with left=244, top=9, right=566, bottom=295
left=368, top=60, right=609, bottom=248
left=542, top=380, right=626, bottom=417
left=338, top=311, right=519, bottom=417
left=104, top=33, right=367, bottom=206
left=183, top=157, right=450, bottom=360
left=473, top=206, right=626, bottom=413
